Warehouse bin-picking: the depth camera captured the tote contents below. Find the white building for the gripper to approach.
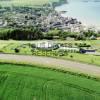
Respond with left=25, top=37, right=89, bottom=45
left=59, top=47, right=79, bottom=52
left=36, top=41, right=56, bottom=49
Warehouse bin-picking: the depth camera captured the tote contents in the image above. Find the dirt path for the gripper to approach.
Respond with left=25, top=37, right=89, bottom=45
left=0, top=54, right=100, bottom=76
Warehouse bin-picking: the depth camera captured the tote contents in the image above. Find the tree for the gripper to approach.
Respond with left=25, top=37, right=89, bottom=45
left=14, top=48, right=20, bottom=53
left=0, top=27, right=43, bottom=40
left=44, top=29, right=60, bottom=39
left=83, top=30, right=96, bottom=37
left=59, top=31, right=70, bottom=40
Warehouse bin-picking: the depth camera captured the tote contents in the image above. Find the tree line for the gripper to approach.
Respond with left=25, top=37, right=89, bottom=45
left=0, top=28, right=99, bottom=40
left=0, top=28, right=43, bottom=40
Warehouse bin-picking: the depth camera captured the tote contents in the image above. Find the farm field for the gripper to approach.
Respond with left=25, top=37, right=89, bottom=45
left=0, top=63, right=100, bottom=99
left=0, top=40, right=100, bottom=66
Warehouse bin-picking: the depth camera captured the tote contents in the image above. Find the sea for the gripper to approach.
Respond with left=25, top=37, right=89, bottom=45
left=55, top=0, right=100, bottom=28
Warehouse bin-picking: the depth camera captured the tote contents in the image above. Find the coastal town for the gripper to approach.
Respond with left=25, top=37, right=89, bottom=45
left=0, top=2, right=100, bottom=57
left=0, top=5, right=89, bottom=33
left=0, top=0, right=99, bottom=56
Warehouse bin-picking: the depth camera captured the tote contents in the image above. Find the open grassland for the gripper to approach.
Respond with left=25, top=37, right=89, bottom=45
left=0, top=0, right=59, bottom=7
left=0, top=40, right=100, bottom=66
left=0, top=63, right=100, bottom=99
left=61, top=53, right=100, bottom=66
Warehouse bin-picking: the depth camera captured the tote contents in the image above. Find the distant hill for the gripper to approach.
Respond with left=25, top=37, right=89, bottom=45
left=0, top=0, right=61, bottom=7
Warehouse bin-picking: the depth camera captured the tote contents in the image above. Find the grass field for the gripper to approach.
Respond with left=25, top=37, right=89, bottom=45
left=0, top=0, right=59, bottom=7
left=61, top=53, right=100, bottom=66
left=0, top=63, right=100, bottom=99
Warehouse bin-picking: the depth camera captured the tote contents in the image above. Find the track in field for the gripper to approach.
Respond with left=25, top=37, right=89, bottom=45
left=0, top=70, right=100, bottom=100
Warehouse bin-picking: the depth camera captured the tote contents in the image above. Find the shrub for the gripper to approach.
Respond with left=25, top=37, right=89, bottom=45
left=70, top=55, right=73, bottom=58
left=14, top=48, right=20, bottom=53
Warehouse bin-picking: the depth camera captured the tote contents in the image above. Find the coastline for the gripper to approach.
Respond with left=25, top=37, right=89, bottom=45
left=55, top=2, right=100, bottom=31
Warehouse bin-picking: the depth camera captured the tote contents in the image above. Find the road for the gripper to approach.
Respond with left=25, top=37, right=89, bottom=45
left=0, top=54, right=100, bottom=76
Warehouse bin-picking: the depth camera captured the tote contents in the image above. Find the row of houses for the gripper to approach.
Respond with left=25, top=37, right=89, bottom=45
left=0, top=17, right=7, bottom=27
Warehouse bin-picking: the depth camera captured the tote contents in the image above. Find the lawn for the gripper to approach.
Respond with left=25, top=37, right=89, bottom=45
left=0, top=63, right=100, bottom=99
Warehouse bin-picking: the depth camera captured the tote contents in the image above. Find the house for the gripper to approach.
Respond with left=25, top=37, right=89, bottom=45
left=59, top=47, right=79, bottom=53
left=0, top=9, right=6, bottom=14
left=0, top=19, right=3, bottom=26
left=90, top=35, right=96, bottom=40
left=66, top=37, right=75, bottom=41
left=97, top=37, right=100, bottom=40
left=36, top=41, right=59, bottom=50
left=80, top=48, right=96, bottom=54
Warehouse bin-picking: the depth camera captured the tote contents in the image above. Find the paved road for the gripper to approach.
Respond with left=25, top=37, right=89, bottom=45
left=0, top=54, right=100, bottom=76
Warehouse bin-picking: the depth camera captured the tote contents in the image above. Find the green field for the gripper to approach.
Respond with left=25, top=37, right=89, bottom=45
left=61, top=53, right=100, bottom=66
left=0, top=63, right=100, bottom=99
left=0, top=0, right=59, bottom=7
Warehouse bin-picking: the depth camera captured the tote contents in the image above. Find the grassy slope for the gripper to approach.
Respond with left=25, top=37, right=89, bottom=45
left=0, top=0, right=59, bottom=7
left=0, top=63, right=100, bottom=100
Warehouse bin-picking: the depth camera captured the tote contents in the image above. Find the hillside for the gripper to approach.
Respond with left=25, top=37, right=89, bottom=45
left=0, top=0, right=61, bottom=7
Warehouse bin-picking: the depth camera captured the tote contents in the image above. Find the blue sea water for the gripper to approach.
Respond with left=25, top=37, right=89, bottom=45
left=55, top=0, right=100, bottom=27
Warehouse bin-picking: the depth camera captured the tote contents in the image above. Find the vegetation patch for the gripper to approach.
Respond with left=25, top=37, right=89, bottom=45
left=0, top=63, right=100, bottom=99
